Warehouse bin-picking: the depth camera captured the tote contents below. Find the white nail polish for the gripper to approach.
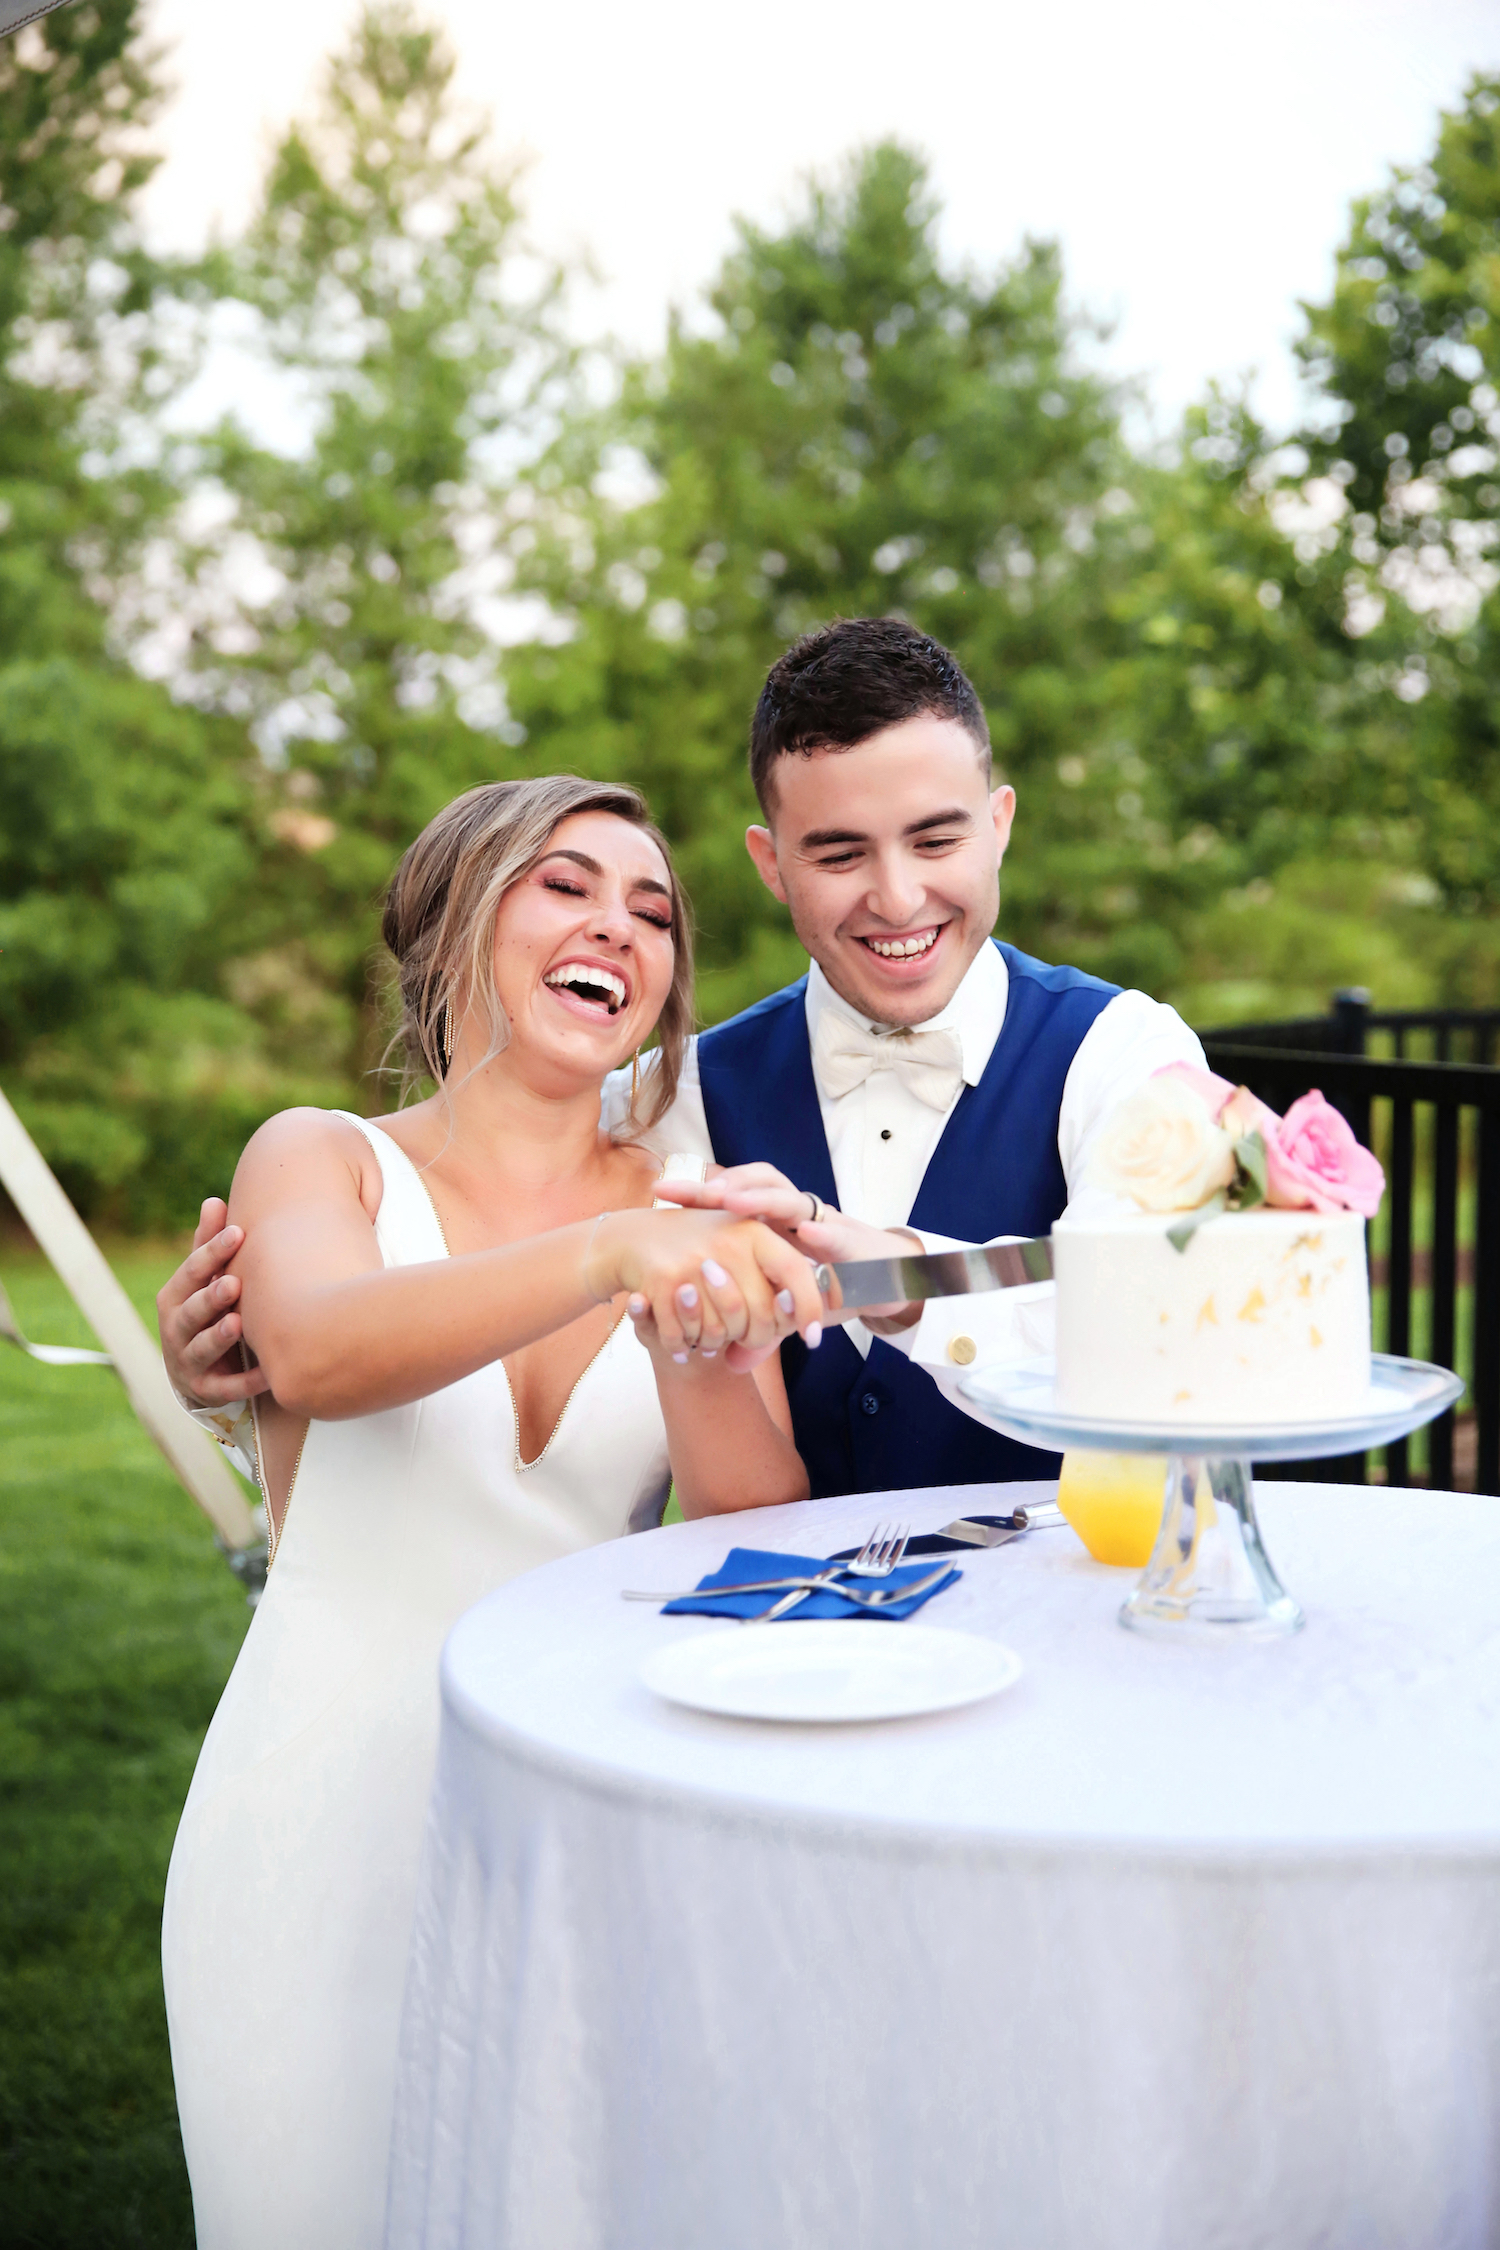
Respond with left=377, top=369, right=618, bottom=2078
left=673, top=1351, right=689, bottom=1364
left=776, top=1289, right=795, bottom=1314
left=805, top=1322, right=823, bottom=1349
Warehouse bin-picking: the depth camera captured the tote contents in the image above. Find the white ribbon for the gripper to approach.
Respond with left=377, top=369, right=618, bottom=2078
left=0, top=1276, right=112, bottom=1364
left=812, top=1012, right=965, bottom=1113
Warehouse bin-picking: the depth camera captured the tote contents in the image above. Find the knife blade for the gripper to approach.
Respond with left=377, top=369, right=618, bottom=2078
left=0, top=0, right=75, bottom=35
left=812, top=1237, right=1054, bottom=1312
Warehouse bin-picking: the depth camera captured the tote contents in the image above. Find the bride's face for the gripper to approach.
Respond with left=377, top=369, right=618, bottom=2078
left=478, top=810, right=677, bottom=1091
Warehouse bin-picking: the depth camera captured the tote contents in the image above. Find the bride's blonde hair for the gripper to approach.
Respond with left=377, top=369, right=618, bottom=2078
left=381, top=775, right=695, bottom=1129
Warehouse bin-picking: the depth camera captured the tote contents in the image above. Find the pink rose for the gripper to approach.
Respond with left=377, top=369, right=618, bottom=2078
left=1264, top=1090, right=1385, bottom=1218
left=1153, top=1061, right=1236, bottom=1120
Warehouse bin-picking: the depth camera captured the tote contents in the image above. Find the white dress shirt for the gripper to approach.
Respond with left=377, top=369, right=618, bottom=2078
left=607, top=941, right=1206, bottom=1421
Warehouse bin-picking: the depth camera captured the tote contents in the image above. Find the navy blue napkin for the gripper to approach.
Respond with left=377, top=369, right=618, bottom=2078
left=663, top=1546, right=961, bottom=1622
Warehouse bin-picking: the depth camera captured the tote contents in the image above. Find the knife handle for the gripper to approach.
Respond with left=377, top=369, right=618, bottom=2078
left=746, top=1560, right=845, bottom=1624
left=749, top=1584, right=815, bottom=1626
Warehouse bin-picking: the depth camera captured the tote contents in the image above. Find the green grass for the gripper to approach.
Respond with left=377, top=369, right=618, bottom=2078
left=0, top=1240, right=252, bottom=2250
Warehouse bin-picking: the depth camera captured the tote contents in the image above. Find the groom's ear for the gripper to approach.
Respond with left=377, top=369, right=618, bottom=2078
left=745, top=825, right=789, bottom=904
left=991, top=784, right=1016, bottom=865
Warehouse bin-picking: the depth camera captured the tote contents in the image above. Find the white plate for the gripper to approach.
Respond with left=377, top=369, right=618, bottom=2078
left=639, top=1622, right=1023, bottom=1725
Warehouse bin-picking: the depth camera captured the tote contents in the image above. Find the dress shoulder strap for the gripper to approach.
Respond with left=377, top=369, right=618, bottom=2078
left=329, top=1110, right=449, bottom=1267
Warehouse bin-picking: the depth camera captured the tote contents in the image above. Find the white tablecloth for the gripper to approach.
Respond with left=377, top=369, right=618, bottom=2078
left=386, top=1481, right=1500, bottom=2250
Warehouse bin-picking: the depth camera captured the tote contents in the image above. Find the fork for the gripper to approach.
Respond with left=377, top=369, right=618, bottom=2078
left=748, top=1522, right=911, bottom=1626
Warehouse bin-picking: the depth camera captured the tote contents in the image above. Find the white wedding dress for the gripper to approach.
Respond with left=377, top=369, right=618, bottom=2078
left=163, top=1114, right=691, bottom=2249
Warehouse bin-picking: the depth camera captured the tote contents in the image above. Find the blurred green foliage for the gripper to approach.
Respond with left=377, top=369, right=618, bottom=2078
left=0, top=1242, right=253, bottom=2247
left=1, top=5, right=1497, bottom=1230
left=0, top=1, right=337, bottom=1228
left=174, top=6, right=575, bottom=1073
left=506, top=142, right=1139, bottom=1019
left=1299, top=75, right=1500, bottom=920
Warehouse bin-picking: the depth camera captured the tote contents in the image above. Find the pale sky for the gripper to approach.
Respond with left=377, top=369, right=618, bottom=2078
left=139, top=0, right=1500, bottom=437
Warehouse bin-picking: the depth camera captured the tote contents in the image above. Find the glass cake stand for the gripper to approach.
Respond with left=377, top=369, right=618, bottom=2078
left=957, top=1354, right=1463, bottom=1640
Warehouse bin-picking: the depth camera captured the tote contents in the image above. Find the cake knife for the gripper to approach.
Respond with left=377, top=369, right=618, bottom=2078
left=812, top=1237, right=1053, bottom=1311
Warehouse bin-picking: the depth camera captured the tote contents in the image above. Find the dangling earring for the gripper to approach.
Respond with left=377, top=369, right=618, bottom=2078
left=440, top=1001, right=454, bottom=1079
left=630, top=1049, right=641, bottom=1110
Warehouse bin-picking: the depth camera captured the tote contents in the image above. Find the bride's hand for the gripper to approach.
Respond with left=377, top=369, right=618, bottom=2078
left=586, top=1208, right=825, bottom=1362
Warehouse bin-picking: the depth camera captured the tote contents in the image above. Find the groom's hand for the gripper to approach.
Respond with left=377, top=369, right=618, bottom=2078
left=157, top=1198, right=271, bottom=1406
left=656, top=1162, right=838, bottom=1245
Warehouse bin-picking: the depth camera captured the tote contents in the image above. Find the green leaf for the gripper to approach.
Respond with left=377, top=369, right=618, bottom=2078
left=1166, top=1191, right=1226, bottom=1252
left=1228, top=1128, right=1268, bottom=1211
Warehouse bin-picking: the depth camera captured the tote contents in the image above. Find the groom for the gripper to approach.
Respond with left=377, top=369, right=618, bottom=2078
left=161, top=617, right=1204, bottom=1496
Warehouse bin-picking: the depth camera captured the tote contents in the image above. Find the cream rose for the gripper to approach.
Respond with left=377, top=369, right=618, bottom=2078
left=1087, top=1074, right=1238, bottom=1213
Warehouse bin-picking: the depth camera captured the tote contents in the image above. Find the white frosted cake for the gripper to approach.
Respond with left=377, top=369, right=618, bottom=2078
left=1052, top=1207, right=1371, bottom=1425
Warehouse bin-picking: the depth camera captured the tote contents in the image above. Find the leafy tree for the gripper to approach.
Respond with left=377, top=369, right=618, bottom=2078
left=1084, top=399, right=1417, bottom=1021
left=0, top=0, right=276, bottom=1225
left=170, top=1, right=571, bottom=1076
left=1295, top=71, right=1500, bottom=957
left=506, top=144, right=1148, bottom=1019
left=502, top=140, right=1462, bottom=1025
left=10, top=11, right=1495, bottom=1243
left=1300, top=72, right=1500, bottom=542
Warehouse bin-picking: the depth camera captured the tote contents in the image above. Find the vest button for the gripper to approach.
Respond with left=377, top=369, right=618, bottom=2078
left=947, top=1335, right=977, bottom=1367
left=860, top=1391, right=881, bottom=1416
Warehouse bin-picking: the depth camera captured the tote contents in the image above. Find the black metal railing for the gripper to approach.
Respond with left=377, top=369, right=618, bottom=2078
left=1200, top=990, right=1500, bottom=1495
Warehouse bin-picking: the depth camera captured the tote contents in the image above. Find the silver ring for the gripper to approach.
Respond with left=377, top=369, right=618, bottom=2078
left=804, top=1191, right=820, bottom=1225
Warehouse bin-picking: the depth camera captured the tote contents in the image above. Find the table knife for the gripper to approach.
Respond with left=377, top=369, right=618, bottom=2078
left=622, top=1565, right=956, bottom=1606
left=755, top=1563, right=956, bottom=1620
left=932, top=1516, right=1028, bottom=1548
left=753, top=1563, right=852, bottom=1625
left=622, top=1571, right=862, bottom=1602
left=812, top=1237, right=1053, bottom=1312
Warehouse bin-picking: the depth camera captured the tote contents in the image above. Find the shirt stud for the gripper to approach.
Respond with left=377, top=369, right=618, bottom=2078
left=947, top=1335, right=977, bottom=1367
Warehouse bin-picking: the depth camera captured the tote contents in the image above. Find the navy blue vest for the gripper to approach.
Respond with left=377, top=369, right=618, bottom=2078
left=698, top=941, right=1119, bottom=1499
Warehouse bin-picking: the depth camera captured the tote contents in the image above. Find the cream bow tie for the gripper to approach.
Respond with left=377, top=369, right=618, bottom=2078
left=812, top=1011, right=966, bottom=1112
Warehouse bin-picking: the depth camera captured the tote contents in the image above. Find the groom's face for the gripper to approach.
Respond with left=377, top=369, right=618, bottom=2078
left=746, top=715, right=1016, bottom=1028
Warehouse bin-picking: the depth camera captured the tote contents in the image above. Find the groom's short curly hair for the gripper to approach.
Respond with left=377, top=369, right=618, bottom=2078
left=749, top=617, right=990, bottom=813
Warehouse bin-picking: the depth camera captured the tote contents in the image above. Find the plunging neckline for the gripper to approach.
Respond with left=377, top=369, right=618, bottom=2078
left=366, top=1118, right=635, bottom=1475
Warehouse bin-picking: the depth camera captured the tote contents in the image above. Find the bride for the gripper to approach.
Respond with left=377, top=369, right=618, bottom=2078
left=161, top=774, right=826, bottom=2250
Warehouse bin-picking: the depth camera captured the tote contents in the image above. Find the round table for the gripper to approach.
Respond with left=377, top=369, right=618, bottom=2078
left=385, top=1481, right=1500, bottom=2250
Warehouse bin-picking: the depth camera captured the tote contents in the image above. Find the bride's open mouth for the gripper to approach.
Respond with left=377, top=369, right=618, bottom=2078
left=542, top=959, right=630, bottom=1021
